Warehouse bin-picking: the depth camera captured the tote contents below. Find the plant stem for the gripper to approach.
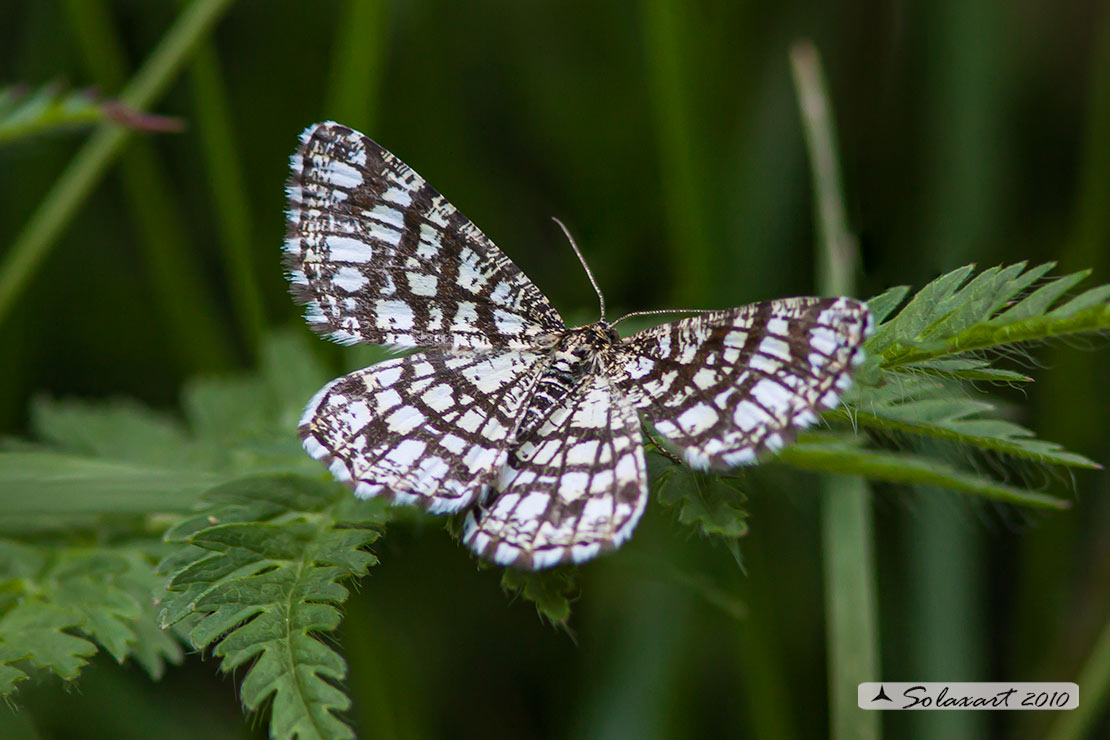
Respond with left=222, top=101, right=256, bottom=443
left=187, top=37, right=268, bottom=360
left=324, top=0, right=388, bottom=134
left=0, top=0, right=236, bottom=336
left=790, top=43, right=857, bottom=299
left=640, top=0, right=712, bottom=306
left=790, top=41, right=879, bottom=740
left=1043, top=612, right=1110, bottom=740
left=63, top=0, right=235, bottom=372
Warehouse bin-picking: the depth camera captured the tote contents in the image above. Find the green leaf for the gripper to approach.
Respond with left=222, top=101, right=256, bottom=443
left=0, top=83, right=183, bottom=145
left=0, top=541, right=180, bottom=696
left=867, top=264, right=976, bottom=354
left=0, top=646, right=28, bottom=696
left=0, top=602, right=96, bottom=679
left=260, top=329, right=332, bottom=431
left=780, top=436, right=1071, bottom=509
left=30, top=395, right=192, bottom=467
left=182, top=375, right=274, bottom=446
left=837, top=400, right=1100, bottom=469
left=920, top=262, right=1048, bottom=339
left=501, top=569, right=576, bottom=626
left=870, top=263, right=1110, bottom=367
left=995, top=269, right=1090, bottom=322
left=865, top=285, right=910, bottom=323
left=651, top=453, right=749, bottom=564
left=897, top=358, right=1032, bottom=383
left=0, top=452, right=221, bottom=519
left=160, top=475, right=384, bottom=740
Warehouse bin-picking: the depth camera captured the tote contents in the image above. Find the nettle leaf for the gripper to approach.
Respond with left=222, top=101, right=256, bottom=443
left=804, top=263, right=1108, bottom=508
left=501, top=568, right=576, bottom=627
left=0, top=83, right=182, bottom=145
left=897, top=358, right=1032, bottom=383
left=780, top=435, right=1070, bottom=509
left=649, top=453, right=749, bottom=564
left=159, top=475, right=385, bottom=740
left=867, top=264, right=976, bottom=355
left=0, top=541, right=182, bottom=696
left=841, top=399, right=1099, bottom=469
left=866, top=285, right=910, bottom=324
left=30, top=396, right=192, bottom=467
left=0, top=330, right=340, bottom=702
left=871, top=263, right=1110, bottom=367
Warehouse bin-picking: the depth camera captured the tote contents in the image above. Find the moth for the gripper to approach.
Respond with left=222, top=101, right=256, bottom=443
left=284, top=122, right=872, bottom=569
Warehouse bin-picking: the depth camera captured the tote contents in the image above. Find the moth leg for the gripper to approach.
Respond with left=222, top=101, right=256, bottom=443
left=641, top=422, right=683, bottom=465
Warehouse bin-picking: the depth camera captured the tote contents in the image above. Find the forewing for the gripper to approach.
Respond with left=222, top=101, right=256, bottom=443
left=462, top=372, right=647, bottom=570
left=285, top=121, right=565, bottom=350
left=301, top=349, right=547, bottom=513
left=612, top=297, right=873, bottom=468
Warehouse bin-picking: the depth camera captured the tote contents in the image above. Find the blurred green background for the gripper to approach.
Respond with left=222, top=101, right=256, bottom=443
left=1, top=1, right=1108, bottom=738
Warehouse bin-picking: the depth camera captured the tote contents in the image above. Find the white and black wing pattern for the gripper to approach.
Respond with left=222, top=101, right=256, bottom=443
left=284, top=121, right=565, bottom=350
left=611, top=297, right=873, bottom=469
left=461, top=370, right=647, bottom=570
left=285, top=121, right=876, bottom=571
left=301, top=348, right=548, bottom=514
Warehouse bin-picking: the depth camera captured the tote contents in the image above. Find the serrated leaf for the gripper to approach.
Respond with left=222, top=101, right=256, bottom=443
left=651, top=454, right=749, bottom=564
left=901, top=301, right=1110, bottom=366
left=30, top=396, right=192, bottom=467
left=1051, top=284, right=1110, bottom=316
left=0, top=602, right=96, bottom=680
left=160, top=475, right=384, bottom=740
left=0, top=542, right=183, bottom=695
left=866, top=285, right=910, bottom=323
left=164, top=474, right=344, bottom=545
left=43, top=551, right=142, bottom=663
left=780, top=437, right=1071, bottom=509
left=841, top=399, right=1099, bottom=469
left=921, top=262, right=1040, bottom=339
left=899, top=358, right=1032, bottom=383
left=870, top=263, right=1110, bottom=367
left=867, top=264, right=976, bottom=353
left=501, top=569, right=576, bottom=626
left=0, top=646, right=28, bottom=695
left=995, top=269, right=1090, bottom=322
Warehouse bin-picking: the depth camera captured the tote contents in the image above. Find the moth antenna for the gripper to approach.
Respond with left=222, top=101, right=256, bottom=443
left=610, top=308, right=717, bottom=328
left=553, top=217, right=605, bottom=321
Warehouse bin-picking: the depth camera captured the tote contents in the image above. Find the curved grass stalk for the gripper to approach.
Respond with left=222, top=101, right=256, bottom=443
left=791, top=40, right=880, bottom=740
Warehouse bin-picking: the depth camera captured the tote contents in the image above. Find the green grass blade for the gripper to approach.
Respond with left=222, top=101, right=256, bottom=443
left=791, top=40, right=879, bottom=740
left=0, top=0, right=236, bottom=331
left=821, top=475, right=880, bottom=740
left=187, top=39, right=268, bottom=358
left=1044, top=614, right=1110, bottom=740
left=641, top=0, right=712, bottom=305
left=324, top=0, right=388, bottom=132
left=63, top=0, right=234, bottom=371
